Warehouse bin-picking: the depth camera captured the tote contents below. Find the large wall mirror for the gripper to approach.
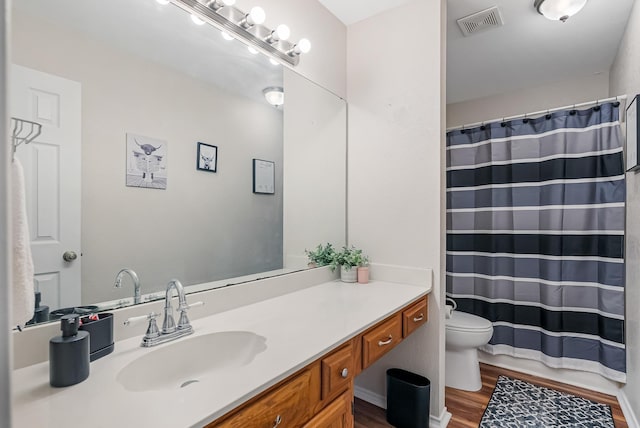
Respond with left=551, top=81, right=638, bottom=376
left=11, top=0, right=346, bottom=326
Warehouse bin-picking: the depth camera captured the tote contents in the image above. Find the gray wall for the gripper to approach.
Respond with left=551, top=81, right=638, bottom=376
left=610, top=0, right=640, bottom=421
left=12, top=11, right=284, bottom=305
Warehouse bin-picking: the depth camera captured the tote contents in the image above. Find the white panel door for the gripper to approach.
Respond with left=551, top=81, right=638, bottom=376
left=10, top=64, right=81, bottom=310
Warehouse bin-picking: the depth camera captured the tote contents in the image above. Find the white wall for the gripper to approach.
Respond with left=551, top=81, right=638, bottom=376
left=283, top=68, right=346, bottom=267
left=347, top=0, right=446, bottom=420
left=447, top=73, right=610, bottom=128
left=235, top=0, right=346, bottom=98
left=0, top=1, right=11, bottom=426
left=12, top=11, right=284, bottom=305
left=610, top=0, right=640, bottom=423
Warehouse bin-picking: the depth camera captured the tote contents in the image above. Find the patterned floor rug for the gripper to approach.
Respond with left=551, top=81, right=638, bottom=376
left=479, top=375, right=614, bottom=427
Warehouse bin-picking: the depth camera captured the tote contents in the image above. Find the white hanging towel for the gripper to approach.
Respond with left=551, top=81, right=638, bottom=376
left=11, top=158, right=34, bottom=328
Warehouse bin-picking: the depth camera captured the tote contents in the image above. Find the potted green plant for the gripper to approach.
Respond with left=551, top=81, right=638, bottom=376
left=305, top=243, right=336, bottom=268
left=331, top=246, right=368, bottom=283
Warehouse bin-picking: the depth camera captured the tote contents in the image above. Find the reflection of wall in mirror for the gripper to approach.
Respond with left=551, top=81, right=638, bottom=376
left=283, top=69, right=347, bottom=269
left=12, top=9, right=284, bottom=306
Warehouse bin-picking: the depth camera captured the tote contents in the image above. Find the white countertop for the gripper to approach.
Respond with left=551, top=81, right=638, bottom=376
left=12, top=280, right=429, bottom=428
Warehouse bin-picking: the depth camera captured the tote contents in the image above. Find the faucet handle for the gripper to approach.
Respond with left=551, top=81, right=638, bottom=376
left=176, top=301, right=204, bottom=330
left=124, top=312, right=161, bottom=340
left=124, top=312, right=158, bottom=326
left=144, top=313, right=160, bottom=339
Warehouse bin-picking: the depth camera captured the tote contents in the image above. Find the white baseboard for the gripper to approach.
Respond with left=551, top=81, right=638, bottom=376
left=618, top=391, right=640, bottom=428
left=354, top=385, right=386, bottom=408
left=354, top=386, right=451, bottom=427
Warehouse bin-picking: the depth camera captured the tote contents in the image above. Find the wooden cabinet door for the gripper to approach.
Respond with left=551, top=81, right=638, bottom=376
left=302, top=391, right=352, bottom=428
left=321, top=344, right=354, bottom=400
left=208, top=370, right=312, bottom=428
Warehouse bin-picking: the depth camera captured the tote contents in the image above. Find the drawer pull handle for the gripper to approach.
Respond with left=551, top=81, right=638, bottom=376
left=378, top=335, right=393, bottom=346
left=341, top=368, right=349, bottom=378
left=273, top=415, right=282, bottom=427
left=413, top=313, right=424, bottom=322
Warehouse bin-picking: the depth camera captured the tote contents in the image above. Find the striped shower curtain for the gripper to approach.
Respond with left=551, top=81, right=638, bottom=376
left=446, top=102, right=626, bottom=382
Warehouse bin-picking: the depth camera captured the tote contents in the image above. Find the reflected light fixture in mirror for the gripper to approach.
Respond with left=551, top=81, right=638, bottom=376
left=191, top=13, right=206, bottom=25
left=534, top=0, right=587, bottom=22
left=263, top=87, right=284, bottom=107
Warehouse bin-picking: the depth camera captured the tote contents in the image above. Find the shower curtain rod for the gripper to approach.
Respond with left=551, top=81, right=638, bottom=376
left=446, top=94, right=628, bottom=133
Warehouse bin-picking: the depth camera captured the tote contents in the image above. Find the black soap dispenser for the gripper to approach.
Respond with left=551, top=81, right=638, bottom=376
left=49, top=314, right=90, bottom=387
left=31, top=291, right=49, bottom=324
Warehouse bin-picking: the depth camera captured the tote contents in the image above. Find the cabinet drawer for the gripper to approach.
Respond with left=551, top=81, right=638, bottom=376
left=302, top=391, right=352, bottom=428
left=403, top=297, right=428, bottom=337
left=210, top=369, right=312, bottom=428
left=322, top=344, right=354, bottom=400
left=362, top=314, right=402, bottom=369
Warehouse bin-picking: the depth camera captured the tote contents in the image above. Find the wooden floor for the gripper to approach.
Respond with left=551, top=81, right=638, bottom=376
left=354, top=363, right=628, bottom=428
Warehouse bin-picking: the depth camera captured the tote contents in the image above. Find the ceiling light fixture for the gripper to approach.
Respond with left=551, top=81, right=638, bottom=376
left=263, top=87, right=284, bottom=107
left=221, top=31, right=234, bottom=41
left=248, top=46, right=259, bottom=55
left=156, top=0, right=171, bottom=5
left=534, top=0, right=587, bottom=22
left=171, top=0, right=311, bottom=66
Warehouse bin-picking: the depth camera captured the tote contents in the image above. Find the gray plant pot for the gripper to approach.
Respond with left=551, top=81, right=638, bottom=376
left=340, top=266, right=357, bottom=283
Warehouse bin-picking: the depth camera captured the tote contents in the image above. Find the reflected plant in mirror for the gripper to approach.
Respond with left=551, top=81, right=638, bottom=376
left=10, top=0, right=347, bottom=326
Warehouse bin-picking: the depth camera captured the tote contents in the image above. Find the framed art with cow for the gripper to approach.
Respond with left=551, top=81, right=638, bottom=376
left=197, top=142, right=218, bottom=173
left=126, top=133, right=168, bottom=189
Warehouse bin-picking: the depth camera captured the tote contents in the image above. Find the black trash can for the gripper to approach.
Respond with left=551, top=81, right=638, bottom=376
left=386, top=368, right=430, bottom=428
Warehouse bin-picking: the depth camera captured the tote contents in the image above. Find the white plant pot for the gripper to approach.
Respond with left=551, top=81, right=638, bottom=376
left=340, top=266, right=357, bottom=283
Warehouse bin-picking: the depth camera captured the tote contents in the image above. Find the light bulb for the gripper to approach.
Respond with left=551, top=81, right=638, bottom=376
left=297, top=38, right=311, bottom=54
left=221, top=31, right=234, bottom=41
left=275, top=24, right=290, bottom=41
left=156, top=0, right=170, bottom=5
left=269, top=58, right=279, bottom=66
left=191, top=14, right=206, bottom=25
left=248, top=6, right=266, bottom=25
left=248, top=46, right=259, bottom=55
left=221, top=0, right=235, bottom=5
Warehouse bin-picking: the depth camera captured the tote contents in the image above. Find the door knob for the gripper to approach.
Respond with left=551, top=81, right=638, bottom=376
left=62, top=251, right=78, bottom=262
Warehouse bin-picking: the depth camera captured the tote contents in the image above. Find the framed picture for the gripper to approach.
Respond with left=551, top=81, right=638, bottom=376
left=253, top=159, right=275, bottom=194
left=126, top=133, right=168, bottom=190
left=197, top=142, right=218, bottom=173
left=627, top=95, right=640, bottom=172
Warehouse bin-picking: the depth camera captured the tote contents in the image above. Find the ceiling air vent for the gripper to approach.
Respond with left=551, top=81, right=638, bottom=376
left=457, top=6, right=504, bottom=37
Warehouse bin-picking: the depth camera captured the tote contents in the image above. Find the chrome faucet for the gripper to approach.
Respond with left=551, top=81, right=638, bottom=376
left=162, top=279, right=190, bottom=334
left=124, top=278, right=203, bottom=347
left=114, top=268, right=142, bottom=304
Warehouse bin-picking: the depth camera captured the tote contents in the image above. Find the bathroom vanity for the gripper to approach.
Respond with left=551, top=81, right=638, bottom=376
left=12, top=279, right=430, bottom=427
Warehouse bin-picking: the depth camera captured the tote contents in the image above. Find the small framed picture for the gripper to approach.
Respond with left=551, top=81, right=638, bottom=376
left=627, top=95, right=639, bottom=172
left=253, top=159, right=275, bottom=194
left=197, top=142, right=218, bottom=173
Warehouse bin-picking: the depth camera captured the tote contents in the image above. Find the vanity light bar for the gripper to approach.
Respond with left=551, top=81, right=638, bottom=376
left=172, top=0, right=305, bottom=66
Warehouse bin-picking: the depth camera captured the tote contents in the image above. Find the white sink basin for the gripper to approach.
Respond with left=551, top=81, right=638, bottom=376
left=116, top=331, right=267, bottom=392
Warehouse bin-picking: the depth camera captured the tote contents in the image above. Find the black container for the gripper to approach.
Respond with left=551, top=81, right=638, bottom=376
left=49, top=305, right=99, bottom=320
left=79, top=313, right=114, bottom=362
left=27, top=291, right=49, bottom=325
left=386, top=368, right=430, bottom=428
left=49, top=314, right=90, bottom=387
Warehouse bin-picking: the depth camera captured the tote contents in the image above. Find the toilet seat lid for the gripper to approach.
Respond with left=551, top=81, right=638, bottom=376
left=446, top=311, right=493, bottom=331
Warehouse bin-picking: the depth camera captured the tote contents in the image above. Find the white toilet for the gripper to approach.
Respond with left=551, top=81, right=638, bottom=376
left=445, top=309, right=494, bottom=391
